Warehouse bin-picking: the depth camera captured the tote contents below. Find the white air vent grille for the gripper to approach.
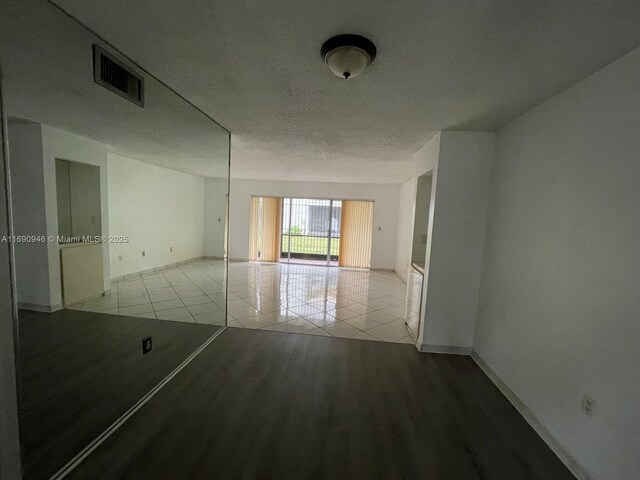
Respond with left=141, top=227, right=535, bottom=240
left=93, top=45, right=144, bottom=107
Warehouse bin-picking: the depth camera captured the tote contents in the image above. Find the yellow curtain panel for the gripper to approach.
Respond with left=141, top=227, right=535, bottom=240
left=248, top=197, right=261, bottom=261
left=339, top=200, right=374, bottom=269
left=249, top=196, right=282, bottom=262
left=260, top=197, right=282, bottom=262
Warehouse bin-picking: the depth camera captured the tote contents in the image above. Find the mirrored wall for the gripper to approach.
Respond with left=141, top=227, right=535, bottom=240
left=0, top=1, right=229, bottom=478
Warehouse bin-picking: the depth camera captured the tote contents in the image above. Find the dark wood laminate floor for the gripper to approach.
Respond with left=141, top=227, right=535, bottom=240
left=67, top=327, right=575, bottom=480
left=18, top=309, right=220, bottom=480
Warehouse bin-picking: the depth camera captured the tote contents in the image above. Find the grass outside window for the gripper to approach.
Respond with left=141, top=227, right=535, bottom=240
left=281, top=234, right=340, bottom=256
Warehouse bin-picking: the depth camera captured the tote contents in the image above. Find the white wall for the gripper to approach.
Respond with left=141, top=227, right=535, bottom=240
left=108, top=153, right=205, bottom=279
left=421, top=131, right=493, bottom=351
left=394, top=135, right=440, bottom=282
left=41, top=124, right=110, bottom=306
left=203, top=177, right=227, bottom=258
left=414, top=132, right=441, bottom=176
left=474, top=47, right=640, bottom=480
left=7, top=120, right=51, bottom=309
left=228, top=179, right=401, bottom=270
left=9, top=121, right=112, bottom=309
left=10, top=123, right=212, bottom=289
left=394, top=177, right=416, bottom=282
left=394, top=132, right=493, bottom=352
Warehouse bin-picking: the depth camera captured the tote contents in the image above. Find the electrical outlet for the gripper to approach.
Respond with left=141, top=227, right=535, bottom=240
left=142, top=336, right=152, bottom=355
left=142, top=251, right=145, bottom=257
left=581, top=394, right=597, bottom=416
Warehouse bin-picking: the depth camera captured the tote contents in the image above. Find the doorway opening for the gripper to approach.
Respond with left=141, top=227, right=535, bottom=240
left=280, top=198, right=342, bottom=266
left=249, top=196, right=374, bottom=269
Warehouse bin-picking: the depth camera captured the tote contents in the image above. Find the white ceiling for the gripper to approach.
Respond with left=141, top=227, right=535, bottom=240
left=0, top=1, right=229, bottom=178
left=38, top=1, right=640, bottom=182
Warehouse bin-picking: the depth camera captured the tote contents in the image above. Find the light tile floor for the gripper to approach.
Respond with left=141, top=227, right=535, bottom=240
left=69, top=260, right=415, bottom=344
left=67, top=259, right=227, bottom=325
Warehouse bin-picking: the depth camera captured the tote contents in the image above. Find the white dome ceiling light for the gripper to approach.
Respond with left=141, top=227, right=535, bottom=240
left=321, top=34, right=376, bottom=80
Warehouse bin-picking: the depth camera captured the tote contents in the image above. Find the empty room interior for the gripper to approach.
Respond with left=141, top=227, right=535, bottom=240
left=0, top=1, right=638, bottom=480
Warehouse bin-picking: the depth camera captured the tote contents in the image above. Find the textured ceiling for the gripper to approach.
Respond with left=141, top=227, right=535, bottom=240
left=43, top=0, right=640, bottom=182
left=0, top=1, right=229, bottom=178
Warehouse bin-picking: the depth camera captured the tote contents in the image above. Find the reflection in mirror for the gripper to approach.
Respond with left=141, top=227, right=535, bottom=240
left=55, top=159, right=103, bottom=241
left=411, top=172, right=433, bottom=270
left=0, top=1, right=229, bottom=478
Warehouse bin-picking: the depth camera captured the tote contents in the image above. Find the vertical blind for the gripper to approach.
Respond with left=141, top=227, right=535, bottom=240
left=339, top=200, right=374, bottom=269
left=249, top=197, right=260, bottom=261
left=224, top=194, right=229, bottom=259
left=249, top=196, right=282, bottom=262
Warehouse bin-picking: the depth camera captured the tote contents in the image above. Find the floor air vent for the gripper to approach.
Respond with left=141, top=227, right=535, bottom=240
left=93, top=45, right=144, bottom=107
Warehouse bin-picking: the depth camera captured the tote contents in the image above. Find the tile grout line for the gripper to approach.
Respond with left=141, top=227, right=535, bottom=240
left=50, top=325, right=227, bottom=480
left=103, top=261, right=408, bottom=342
left=165, top=265, right=192, bottom=323
left=177, top=263, right=227, bottom=324
left=138, top=271, right=153, bottom=319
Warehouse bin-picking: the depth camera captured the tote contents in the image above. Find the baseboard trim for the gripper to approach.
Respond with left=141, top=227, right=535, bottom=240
left=470, top=349, right=593, bottom=480
left=394, top=269, right=407, bottom=284
left=111, top=256, right=205, bottom=283
left=226, top=260, right=396, bottom=273
left=64, top=290, right=108, bottom=308
left=18, top=302, right=63, bottom=313
left=419, top=343, right=471, bottom=355
left=50, top=325, right=227, bottom=479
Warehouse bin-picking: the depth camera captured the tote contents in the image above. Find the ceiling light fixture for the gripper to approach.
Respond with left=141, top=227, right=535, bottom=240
left=321, top=34, right=376, bottom=80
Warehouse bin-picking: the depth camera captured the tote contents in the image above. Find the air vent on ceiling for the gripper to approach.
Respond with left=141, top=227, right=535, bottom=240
left=93, top=45, right=144, bottom=107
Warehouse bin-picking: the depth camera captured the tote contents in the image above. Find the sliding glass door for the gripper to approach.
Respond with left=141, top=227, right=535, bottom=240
left=280, top=198, right=342, bottom=266
left=249, top=196, right=373, bottom=269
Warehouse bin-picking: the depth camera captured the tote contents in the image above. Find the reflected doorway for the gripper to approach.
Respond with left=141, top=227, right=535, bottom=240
left=280, top=197, right=342, bottom=266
